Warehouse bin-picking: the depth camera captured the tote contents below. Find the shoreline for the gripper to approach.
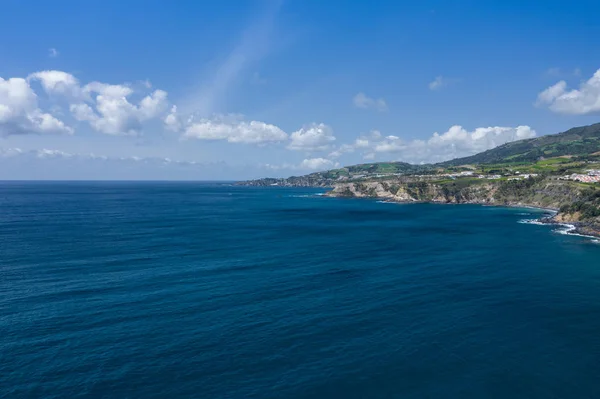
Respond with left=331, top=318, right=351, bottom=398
left=326, top=192, right=600, bottom=240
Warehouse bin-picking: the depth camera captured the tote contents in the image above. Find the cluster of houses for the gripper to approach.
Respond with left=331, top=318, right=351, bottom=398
left=562, top=170, right=600, bottom=183
left=338, top=168, right=600, bottom=183
left=444, top=171, right=497, bottom=179
left=445, top=171, right=538, bottom=181
left=507, top=173, right=539, bottom=181
left=339, top=173, right=402, bottom=180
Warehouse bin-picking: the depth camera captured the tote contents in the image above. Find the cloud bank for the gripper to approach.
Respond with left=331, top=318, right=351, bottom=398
left=27, top=71, right=170, bottom=135
left=328, top=125, right=536, bottom=164
left=183, top=116, right=288, bottom=144
left=2, top=70, right=333, bottom=149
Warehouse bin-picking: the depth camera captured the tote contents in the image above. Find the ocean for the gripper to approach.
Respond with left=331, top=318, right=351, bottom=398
left=2, top=182, right=600, bottom=398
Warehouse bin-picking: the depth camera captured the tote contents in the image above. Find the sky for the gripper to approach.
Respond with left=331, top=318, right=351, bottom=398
left=2, top=0, right=600, bottom=180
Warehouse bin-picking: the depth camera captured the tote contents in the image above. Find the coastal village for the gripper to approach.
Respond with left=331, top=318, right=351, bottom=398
left=444, top=169, right=600, bottom=183
left=560, top=169, right=600, bottom=183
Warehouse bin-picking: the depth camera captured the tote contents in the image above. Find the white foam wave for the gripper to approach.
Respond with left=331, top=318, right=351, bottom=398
left=553, top=224, right=599, bottom=240
left=554, top=224, right=576, bottom=235
left=518, top=219, right=545, bottom=225
left=515, top=206, right=558, bottom=215
left=519, top=219, right=599, bottom=242
left=287, top=193, right=328, bottom=198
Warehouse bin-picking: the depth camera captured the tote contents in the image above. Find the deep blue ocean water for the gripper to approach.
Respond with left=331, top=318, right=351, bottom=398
left=2, top=182, right=600, bottom=398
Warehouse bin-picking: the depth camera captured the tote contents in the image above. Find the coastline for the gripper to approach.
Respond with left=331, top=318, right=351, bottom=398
left=327, top=192, right=600, bottom=240
left=539, top=219, right=600, bottom=240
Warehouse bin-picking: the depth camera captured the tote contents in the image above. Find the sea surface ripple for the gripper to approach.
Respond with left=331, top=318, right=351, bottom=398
left=1, top=182, right=600, bottom=398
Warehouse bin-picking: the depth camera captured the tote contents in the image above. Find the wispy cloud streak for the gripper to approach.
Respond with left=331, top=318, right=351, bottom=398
left=182, top=0, right=283, bottom=116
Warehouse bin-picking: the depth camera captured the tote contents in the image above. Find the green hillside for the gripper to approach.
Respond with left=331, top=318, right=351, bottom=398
left=440, top=122, right=600, bottom=166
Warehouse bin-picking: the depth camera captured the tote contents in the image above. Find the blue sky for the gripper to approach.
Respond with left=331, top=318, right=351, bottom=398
left=1, top=0, right=600, bottom=180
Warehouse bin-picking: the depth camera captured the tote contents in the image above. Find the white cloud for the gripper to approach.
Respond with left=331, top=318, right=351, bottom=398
left=354, top=138, right=370, bottom=148
left=429, top=76, right=447, bottom=91
left=328, top=144, right=355, bottom=159
left=363, top=152, right=376, bottom=160
left=29, top=70, right=83, bottom=98
left=288, top=123, right=336, bottom=151
left=0, top=147, right=23, bottom=157
left=536, top=68, right=600, bottom=114
left=37, top=149, right=73, bottom=158
left=263, top=157, right=339, bottom=172
left=353, top=92, right=388, bottom=111
left=334, top=125, right=536, bottom=164
left=0, top=76, right=73, bottom=136
left=69, top=103, right=96, bottom=122
left=183, top=117, right=287, bottom=144
left=84, top=82, right=133, bottom=98
left=82, top=85, right=168, bottom=135
left=328, top=130, right=381, bottom=158
left=164, top=105, right=181, bottom=132
left=373, top=135, right=404, bottom=153
left=299, top=157, right=337, bottom=170
left=537, top=81, right=567, bottom=105
left=48, top=48, right=59, bottom=58
left=138, top=90, right=169, bottom=119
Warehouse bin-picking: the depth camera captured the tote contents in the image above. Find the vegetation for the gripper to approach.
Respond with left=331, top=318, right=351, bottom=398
left=559, top=187, right=600, bottom=219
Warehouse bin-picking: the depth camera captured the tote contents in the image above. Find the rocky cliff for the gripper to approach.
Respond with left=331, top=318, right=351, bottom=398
left=328, top=180, right=497, bottom=203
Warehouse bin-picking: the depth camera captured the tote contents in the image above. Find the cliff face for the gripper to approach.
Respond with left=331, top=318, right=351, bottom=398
left=328, top=181, right=498, bottom=204
left=328, top=179, right=587, bottom=208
